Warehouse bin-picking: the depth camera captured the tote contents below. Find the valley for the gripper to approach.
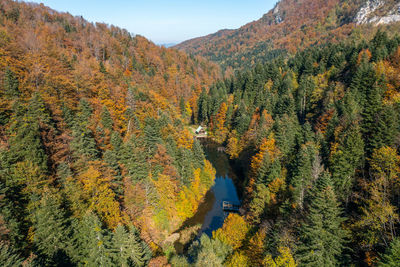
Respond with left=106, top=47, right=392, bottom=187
left=1, top=0, right=400, bottom=266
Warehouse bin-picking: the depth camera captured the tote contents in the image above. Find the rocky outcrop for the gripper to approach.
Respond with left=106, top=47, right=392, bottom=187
left=273, top=3, right=284, bottom=24
left=355, top=0, right=400, bottom=25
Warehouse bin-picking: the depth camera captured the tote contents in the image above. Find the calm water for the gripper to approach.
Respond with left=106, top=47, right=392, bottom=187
left=181, top=140, right=241, bottom=236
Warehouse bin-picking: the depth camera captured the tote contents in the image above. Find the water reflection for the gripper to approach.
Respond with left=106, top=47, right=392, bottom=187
left=183, top=140, right=241, bottom=236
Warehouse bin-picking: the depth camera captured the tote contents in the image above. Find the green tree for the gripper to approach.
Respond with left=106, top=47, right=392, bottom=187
left=100, top=106, right=113, bottom=130
left=289, top=143, right=316, bottom=209
left=33, top=194, right=72, bottom=265
left=189, top=234, right=232, bottom=267
left=378, top=238, right=400, bottom=267
left=0, top=242, right=24, bottom=267
left=197, top=88, right=209, bottom=123
left=296, top=172, right=348, bottom=267
left=3, top=67, right=19, bottom=98
left=72, top=212, right=113, bottom=267
left=111, top=225, right=151, bottom=267
left=329, top=123, right=364, bottom=202
left=7, top=102, right=48, bottom=171
left=71, top=99, right=99, bottom=160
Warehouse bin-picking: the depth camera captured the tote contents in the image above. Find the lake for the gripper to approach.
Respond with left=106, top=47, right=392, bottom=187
left=180, top=139, right=242, bottom=236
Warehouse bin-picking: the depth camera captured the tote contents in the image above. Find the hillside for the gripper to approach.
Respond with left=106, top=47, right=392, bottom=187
left=0, top=0, right=221, bottom=265
left=177, top=30, right=400, bottom=266
left=2, top=0, right=400, bottom=266
left=175, top=0, right=400, bottom=70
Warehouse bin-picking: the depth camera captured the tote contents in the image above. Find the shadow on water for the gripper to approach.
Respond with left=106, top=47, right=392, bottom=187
left=174, top=139, right=242, bottom=253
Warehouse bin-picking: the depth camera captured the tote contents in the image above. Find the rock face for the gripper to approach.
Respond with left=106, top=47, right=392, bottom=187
left=355, top=0, right=400, bottom=25
left=273, top=3, right=284, bottom=24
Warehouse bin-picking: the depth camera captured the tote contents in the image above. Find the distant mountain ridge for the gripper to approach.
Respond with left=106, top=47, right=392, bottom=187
left=175, top=0, right=400, bottom=70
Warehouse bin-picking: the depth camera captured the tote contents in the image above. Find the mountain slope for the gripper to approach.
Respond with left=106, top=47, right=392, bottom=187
left=0, top=0, right=221, bottom=264
left=175, top=0, right=400, bottom=70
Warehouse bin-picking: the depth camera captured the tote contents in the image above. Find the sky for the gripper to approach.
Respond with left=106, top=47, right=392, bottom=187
left=28, top=0, right=278, bottom=45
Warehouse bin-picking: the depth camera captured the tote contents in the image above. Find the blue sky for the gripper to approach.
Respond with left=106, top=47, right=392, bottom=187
left=29, top=0, right=278, bottom=44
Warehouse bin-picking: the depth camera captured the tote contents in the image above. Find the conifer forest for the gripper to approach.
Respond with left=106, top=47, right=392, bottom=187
left=1, top=0, right=400, bottom=266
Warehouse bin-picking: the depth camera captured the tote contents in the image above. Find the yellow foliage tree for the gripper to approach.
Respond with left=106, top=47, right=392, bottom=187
left=213, top=213, right=249, bottom=250
left=177, top=128, right=194, bottom=149
left=213, top=102, right=228, bottom=143
left=226, top=251, right=250, bottom=267
left=200, top=160, right=216, bottom=189
left=152, top=174, right=178, bottom=220
left=246, top=229, right=267, bottom=266
left=226, top=131, right=241, bottom=159
left=250, top=133, right=280, bottom=176
left=263, top=247, right=297, bottom=267
left=78, top=163, right=122, bottom=228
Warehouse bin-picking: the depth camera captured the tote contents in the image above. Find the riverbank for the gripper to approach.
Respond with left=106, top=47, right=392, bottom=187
left=172, top=138, right=244, bottom=255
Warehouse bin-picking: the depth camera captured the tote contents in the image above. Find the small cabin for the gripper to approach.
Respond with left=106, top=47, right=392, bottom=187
left=195, top=126, right=206, bottom=135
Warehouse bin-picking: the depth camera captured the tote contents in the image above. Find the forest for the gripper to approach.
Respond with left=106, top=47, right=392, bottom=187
left=176, top=0, right=400, bottom=72
left=1, top=0, right=400, bottom=266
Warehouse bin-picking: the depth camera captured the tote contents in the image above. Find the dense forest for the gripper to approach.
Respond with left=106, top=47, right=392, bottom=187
left=176, top=0, right=400, bottom=71
left=0, top=0, right=221, bottom=266
left=182, top=30, right=400, bottom=266
left=2, top=0, right=400, bottom=266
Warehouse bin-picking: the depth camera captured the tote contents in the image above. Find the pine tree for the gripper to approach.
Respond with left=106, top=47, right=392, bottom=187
left=289, top=143, right=316, bottom=209
left=7, top=103, right=48, bottom=171
left=33, top=194, right=71, bottom=264
left=111, top=225, right=151, bottom=267
left=71, top=99, right=99, bottom=160
left=100, top=106, right=113, bottom=130
left=121, top=137, right=149, bottom=183
left=197, top=88, right=209, bottom=123
left=329, top=123, right=364, bottom=202
left=3, top=67, right=19, bottom=98
left=0, top=242, right=24, bottom=267
left=189, top=234, right=232, bottom=267
left=378, top=238, right=400, bottom=267
left=27, top=93, right=52, bottom=126
left=72, top=212, right=114, bottom=266
left=296, top=172, right=348, bottom=267
left=192, top=139, right=205, bottom=169
left=0, top=169, right=27, bottom=251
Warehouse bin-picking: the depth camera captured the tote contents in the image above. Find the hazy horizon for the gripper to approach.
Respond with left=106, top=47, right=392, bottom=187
left=28, top=0, right=278, bottom=44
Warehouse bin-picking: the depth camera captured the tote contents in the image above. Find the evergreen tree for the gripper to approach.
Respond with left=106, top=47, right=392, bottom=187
left=72, top=212, right=113, bottom=266
left=7, top=103, right=48, bottom=171
left=289, top=143, right=316, bottom=209
left=33, top=194, right=71, bottom=265
left=3, top=67, right=19, bottom=98
left=188, top=234, right=232, bottom=267
left=111, top=225, right=151, bottom=267
left=27, top=93, right=52, bottom=126
left=197, top=88, right=209, bottom=123
left=329, top=123, right=364, bottom=202
left=378, top=238, right=400, bottom=267
left=71, top=99, right=99, bottom=160
left=0, top=179, right=26, bottom=252
left=0, top=242, right=24, bottom=267
left=296, top=172, right=348, bottom=267
left=100, top=106, right=113, bottom=130
left=121, top=137, right=149, bottom=183
left=192, top=139, right=205, bottom=169
left=233, top=101, right=250, bottom=135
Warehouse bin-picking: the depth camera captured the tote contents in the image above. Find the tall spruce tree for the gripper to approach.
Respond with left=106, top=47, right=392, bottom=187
left=32, top=194, right=71, bottom=265
left=100, top=106, right=113, bottom=130
left=0, top=242, right=24, bottom=267
left=111, top=225, right=151, bottom=267
left=72, top=212, right=113, bottom=266
left=3, top=68, right=19, bottom=99
left=296, top=172, right=348, bottom=267
left=378, top=238, right=400, bottom=267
